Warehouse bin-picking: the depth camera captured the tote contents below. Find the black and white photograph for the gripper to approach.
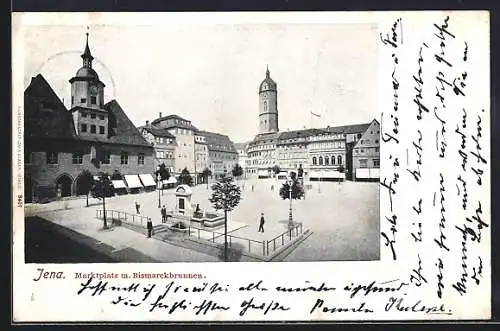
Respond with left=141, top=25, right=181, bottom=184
left=23, top=22, right=380, bottom=263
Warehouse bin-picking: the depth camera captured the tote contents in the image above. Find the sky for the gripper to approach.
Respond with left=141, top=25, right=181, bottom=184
left=23, top=23, right=379, bottom=143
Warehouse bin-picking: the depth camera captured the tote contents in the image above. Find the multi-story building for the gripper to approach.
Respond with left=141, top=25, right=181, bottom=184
left=352, top=119, right=380, bottom=181
left=200, top=131, right=238, bottom=179
left=138, top=121, right=177, bottom=173
left=24, top=33, right=155, bottom=202
left=245, top=67, right=379, bottom=181
left=234, top=142, right=250, bottom=178
left=150, top=114, right=198, bottom=176
left=194, top=132, right=209, bottom=183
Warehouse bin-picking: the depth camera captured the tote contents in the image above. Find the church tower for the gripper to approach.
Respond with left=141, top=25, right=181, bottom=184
left=69, top=30, right=108, bottom=136
left=258, top=66, right=279, bottom=134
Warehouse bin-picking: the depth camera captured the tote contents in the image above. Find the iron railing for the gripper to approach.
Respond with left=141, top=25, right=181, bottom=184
left=95, top=209, right=149, bottom=227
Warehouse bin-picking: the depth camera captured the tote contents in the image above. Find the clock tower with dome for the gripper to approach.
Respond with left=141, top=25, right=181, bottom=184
left=68, top=31, right=108, bottom=136
left=258, top=66, right=279, bottom=134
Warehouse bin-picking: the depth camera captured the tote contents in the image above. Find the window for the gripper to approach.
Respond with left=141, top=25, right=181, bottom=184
left=91, top=113, right=96, bottom=119
left=332, top=156, right=336, bottom=165
left=72, top=153, right=83, bottom=164
left=91, top=96, right=97, bottom=104
left=46, top=152, right=58, bottom=164
left=99, top=126, right=105, bottom=134
left=81, top=124, right=87, bottom=133
left=359, top=159, right=368, bottom=168
left=81, top=98, right=86, bottom=103
left=357, top=133, right=362, bottom=139
left=325, top=156, right=330, bottom=165
left=338, top=155, right=342, bottom=165
left=375, top=139, right=379, bottom=144
left=99, top=115, right=104, bottom=120
left=90, top=125, right=96, bottom=133
left=81, top=112, right=87, bottom=118
left=318, top=156, right=323, bottom=165
left=374, top=159, right=380, bottom=168
left=375, top=147, right=379, bottom=152
left=71, top=96, right=74, bottom=104
left=138, top=153, right=145, bottom=165
left=25, top=151, right=33, bottom=164
left=120, top=152, right=128, bottom=165
left=103, top=152, right=111, bottom=164
left=360, top=149, right=365, bottom=153
left=264, top=101, right=268, bottom=111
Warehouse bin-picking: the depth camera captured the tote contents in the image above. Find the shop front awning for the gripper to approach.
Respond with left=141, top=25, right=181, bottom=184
left=111, top=180, right=127, bottom=189
left=124, top=175, right=144, bottom=189
left=139, top=174, right=156, bottom=187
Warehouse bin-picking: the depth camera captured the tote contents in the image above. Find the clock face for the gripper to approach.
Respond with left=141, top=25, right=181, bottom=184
left=90, top=85, right=98, bottom=94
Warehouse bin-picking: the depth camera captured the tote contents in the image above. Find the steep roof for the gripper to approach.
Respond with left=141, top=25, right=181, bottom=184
left=233, top=141, right=250, bottom=151
left=138, top=126, right=176, bottom=139
left=24, top=74, right=153, bottom=148
left=323, top=122, right=372, bottom=134
left=24, top=74, right=77, bottom=140
left=151, top=114, right=199, bottom=131
left=278, top=128, right=326, bottom=140
left=199, top=130, right=237, bottom=153
left=102, top=100, right=153, bottom=147
left=250, top=132, right=281, bottom=145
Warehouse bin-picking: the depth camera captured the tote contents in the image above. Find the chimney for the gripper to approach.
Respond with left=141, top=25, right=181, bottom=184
left=146, top=120, right=150, bottom=127
left=159, top=112, right=162, bottom=118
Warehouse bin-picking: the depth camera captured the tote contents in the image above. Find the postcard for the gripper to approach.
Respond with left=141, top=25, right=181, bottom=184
left=12, top=11, right=490, bottom=322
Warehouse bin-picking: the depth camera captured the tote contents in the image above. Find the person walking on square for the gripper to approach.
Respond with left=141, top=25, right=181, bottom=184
left=147, top=218, right=153, bottom=238
left=135, top=201, right=141, bottom=214
left=258, top=213, right=265, bottom=233
left=161, top=205, right=167, bottom=223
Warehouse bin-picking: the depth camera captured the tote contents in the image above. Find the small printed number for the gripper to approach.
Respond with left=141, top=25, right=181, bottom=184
left=18, top=195, right=23, bottom=208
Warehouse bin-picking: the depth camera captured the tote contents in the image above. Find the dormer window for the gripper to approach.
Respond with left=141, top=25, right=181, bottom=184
left=81, top=98, right=86, bottom=103
left=91, top=96, right=97, bottom=104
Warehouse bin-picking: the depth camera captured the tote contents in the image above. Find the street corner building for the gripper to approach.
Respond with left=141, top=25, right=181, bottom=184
left=244, top=67, right=381, bottom=182
left=23, top=33, right=155, bottom=202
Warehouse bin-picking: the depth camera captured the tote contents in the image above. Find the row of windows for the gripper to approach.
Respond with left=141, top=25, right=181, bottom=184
left=354, top=147, right=379, bottom=154
left=156, top=151, right=174, bottom=159
left=312, top=155, right=343, bottom=166
left=359, top=158, right=380, bottom=168
left=81, top=124, right=105, bottom=134
left=359, top=139, right=379, bottom=144
left=154, top=137, right=174, bottom=144
left=41, top=152, right=145, bottom=165
left=73, top=96, right=99, bottom=106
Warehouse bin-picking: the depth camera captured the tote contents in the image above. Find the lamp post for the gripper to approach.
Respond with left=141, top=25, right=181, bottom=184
left=287, top=177, right=294, bottom=229
left=157, top=166, right=161, bottom=208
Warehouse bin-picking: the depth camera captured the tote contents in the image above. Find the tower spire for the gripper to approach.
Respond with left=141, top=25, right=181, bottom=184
left=266, top=64, right=270, bottom=77
left=81, top=26, right=94, bottom=68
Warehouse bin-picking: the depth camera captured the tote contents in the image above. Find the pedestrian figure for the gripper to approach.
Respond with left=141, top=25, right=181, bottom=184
left=147, top=218, right=153, bottom=238
left=161, top=205, right=167, bottom=223
left=271, top=185, right=274, bottom=191
left=135, top=201, right=141, bottom=214
left=258, top=213, right=265, bottom=233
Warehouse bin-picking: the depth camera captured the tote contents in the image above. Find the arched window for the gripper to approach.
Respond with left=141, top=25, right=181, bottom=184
left=312, top=157, right=317, bottom=165
left=264, top=101, right=268, bottom=111
left=325, top=156, right=329, bottom=165
left=338, top=155, right=342, bottom=165
left=319, top=156, right=323, bottom=165
left=332, top=155, right=336, bottom=165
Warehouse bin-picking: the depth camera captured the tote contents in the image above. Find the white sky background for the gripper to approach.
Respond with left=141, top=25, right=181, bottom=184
left=23, top=23, right=379, bottom=143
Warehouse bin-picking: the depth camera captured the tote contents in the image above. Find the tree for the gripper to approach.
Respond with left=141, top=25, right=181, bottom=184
left=279, top=177, right=305, bottom=200
left=91, top=173, right=114, bottom=229
left=179, top=167, right=193, bottom=186
left=155, top=163, right=170, bottom=194
left=202, top=167, right=212, bottom=188
left=231, top=163, right=243, bottom=179
left=78, top=170, right=95, bottom=207
left=209, top=175, right=242, bottom=262
left=272, top=165, right=281, bottom=177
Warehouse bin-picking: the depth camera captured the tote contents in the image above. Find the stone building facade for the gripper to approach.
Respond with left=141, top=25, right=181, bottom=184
left=24, top=34, right=155, bottom=202
left=352, top=119, right=380, bottom=180
left=199, top=131, right=238, bottom=179
left=138, top=122, right=177, bottom=172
